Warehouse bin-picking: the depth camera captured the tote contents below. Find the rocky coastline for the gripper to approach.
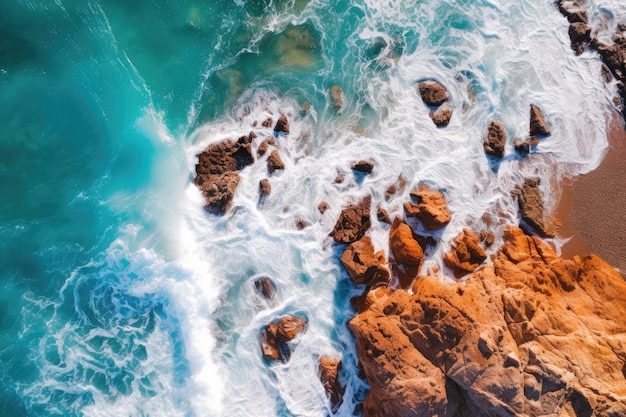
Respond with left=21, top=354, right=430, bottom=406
left=191, top=1, right=626, bottom=415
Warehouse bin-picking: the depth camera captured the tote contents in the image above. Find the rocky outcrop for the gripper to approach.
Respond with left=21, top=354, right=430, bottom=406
left=274, top=114, right=290, bottom=134
left=257, top=136, right=275, bottom=157
left=389, top=217, right=424, bottom=287
left=429, top=106, right=453, bottom=127
left=557, top=0, right=588, bottom=24
left=351, top=160, right=374, bottom=174
left=568, top=22, right=592, bottom=55
left=260, top=315, right=308, bottom=362
left=443, top=229, right=487, bottom=278
left=350, top=226, right=626, bottom=417
left=319, top=356, right=345, bottom=413
left=267, top=150, right=285, bottom=174
left=259, top=178, right=271, bottom=198
left=194, top=133, right=256, bottom=214
left=529, top=105, right=551, bottom=137
left=514, top=178, right=555, bottom=238
left=329, top=196, right=372, bottom=244
left=404, top=184, right=451, bottom=230
left=340, top=236, right=390, bottom=286
left=418, top=81, right=449, bottom=106
left=376, top=206, right=391, bottom=224
left=483, top=120, right=506, bottom=158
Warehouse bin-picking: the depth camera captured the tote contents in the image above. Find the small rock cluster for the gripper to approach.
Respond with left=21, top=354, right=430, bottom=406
left=417, top=81, right=453, bottom=127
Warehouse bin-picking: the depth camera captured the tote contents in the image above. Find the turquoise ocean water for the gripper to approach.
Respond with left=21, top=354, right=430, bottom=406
left=0, top=0, right=624, bottom=416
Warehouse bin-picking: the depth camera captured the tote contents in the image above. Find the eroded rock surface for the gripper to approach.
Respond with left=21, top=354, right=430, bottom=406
left=319, top=356, right=346, bottom=413
left=340, top=236, right=390, bottom=286
left=514, top=178, right=555, bottom=238
left=350, top=226, right=626, bottom=417
left=404, top=184, right=451, bottom=230
left=389, top=217, right=424, bottom=287
left=443, top=229, right=487, bottom=278
left=529, top=105, right=550, bottom=137
left=429, top=106, right=453, bottom=127
left=483, top=120, right=506, bottom=158
left=260, top=315, right=308, bottom=362
left=330, top=196, right=372, bottom=244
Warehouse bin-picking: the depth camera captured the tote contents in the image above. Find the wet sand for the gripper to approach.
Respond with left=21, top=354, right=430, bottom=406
left=557, top=113, right=626, bottom=275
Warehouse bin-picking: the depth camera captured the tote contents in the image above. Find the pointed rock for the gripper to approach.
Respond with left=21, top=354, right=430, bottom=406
left=529, top=105, right=550, bottom=136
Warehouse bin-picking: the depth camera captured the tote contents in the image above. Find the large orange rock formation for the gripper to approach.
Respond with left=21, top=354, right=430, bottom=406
left=350, top=226, right=626, bottom=417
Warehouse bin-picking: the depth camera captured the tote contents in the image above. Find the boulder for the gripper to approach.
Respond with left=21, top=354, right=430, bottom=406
left=340, top=236, right=390, bottom=286
left=568, top=22, right=592, bottom=55
left=267, top=150, right=285, bottom=174
left=274, top=114, right=290, bottom=134
left=330, top=85, right=344, bottom=111
left=443, top=229, right=487, bottom=278
left=483, top=120, right=506, bottom=158
left=385, top=176, right=407, bottom=201
left=254, top=277, right=276, bottom=301
left=260, top=315, right=308, bottom=362
left=389, top=217, right=424, bottom=266
left=351, top=160, right=374, bottom=174
left=257, top=136, right=276, bottom=157
left=194, top=171, right=240, bottom=215
left=261, top=117, right=273, bottom=128
left=514, top=178, right=555, bottom=238
left=529, top=105, right=550, bottom=137
left=259, top=178, right=271, bottom=197
left=350, top=226, right=626, bottom=417
left=329, top=196, right=372, bottom=244
left=429, top=106, right=453, bottom=127
left=557, top=0, right=588, bottom=23
left=418, top=81, right=449, bottom=106
left=404, top=184, right=451, bottom=230
left=376, top=206, right=391, bottom=224
left=318, top=201, right=330, bottom=214
left=319, top=356, right=346, bottom=413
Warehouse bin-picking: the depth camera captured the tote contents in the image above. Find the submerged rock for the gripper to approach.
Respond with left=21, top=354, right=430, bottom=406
left=443, top=229, right=487, bottom=278
left=329, top=196, right=372, bottom=244
left=385, top=176, right=407, bottom=201
left=330, top=85, right=344, bottom=111
left=318, top=201, right=330, bottom=214
left=418, top=81, right=449, bottom=106
left=376, top=206, right=391, bottom=224
left=319, top=356, right=345, bottom=413
left=340, top=236, right=390, bottom=286
left=483, top=120, right=506, bottom=158
left=194, top=171, right=240, bottom=215
left=350, top=226, right=626, bottom=416
left=259, top=178, right=271, bottom=197
left=254, top=277, right=276, bottom=301
left=404, top=184, right=451, bottom=230
left=257, top=136, right=276, bottom=157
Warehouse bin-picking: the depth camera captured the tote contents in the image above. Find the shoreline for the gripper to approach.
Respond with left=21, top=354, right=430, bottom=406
left=556, top=111, right=626, bottom=275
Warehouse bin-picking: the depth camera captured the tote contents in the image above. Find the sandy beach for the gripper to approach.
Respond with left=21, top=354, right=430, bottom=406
left=558, top=112, right=626, bottom=275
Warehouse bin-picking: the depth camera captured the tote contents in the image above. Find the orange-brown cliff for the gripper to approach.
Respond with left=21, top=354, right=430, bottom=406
left=349, top=226, right=626, bottom=417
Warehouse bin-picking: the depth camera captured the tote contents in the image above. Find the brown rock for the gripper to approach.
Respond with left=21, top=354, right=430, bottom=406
left=557, top=0, right=588, bottom=24
left=514, top=178, right=555, bottom=238
left=194, top=171, right=240, bottom=215
left=254, top=277, right=276, bottom=300
left=479, top=230, right=495, bottom=247
left=260, top=315, right=308, bottom=362
left=443, top=229, right=487, bottom=278
left=350, top=226, right=626, bottom=417
left=329, top=196, right=372, bottom=244
left=483, top=120, right=506, bottom=158
left=195, top=134, right=254, bottom=176
left=334, top=173, right=345, bottom=184
left=261, top=117, right=273, bottom=128
left=569, top=22, right=592, bottom=55
left=418, top=81, right=449, bottom=106
left=529, top=104, right=550, bottom=137
left=429, top=106, right=453, bottom=127
left=295, top=219, right=309, bottom=230
left=318, top=201, right=330, bottom=214
left=259, top=179, right=271, bottom=197
left=330, top=85, right=344, bottom=111
left=257, top=136, right=275, bottom=157
left=405, top=184, right=451, bottom=230
left=319, top=356, right=345, bottom=413
left=351, top=160, right=374, bottom=174
left=267, top=150, right=285, bottom=174
left=376, top=206, right=391, bottom=224
left=274, top=114, right=290, bottom=134
left=340, top=236, right=390, bottom=286
left=389, top=217, right=424, bottom=266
